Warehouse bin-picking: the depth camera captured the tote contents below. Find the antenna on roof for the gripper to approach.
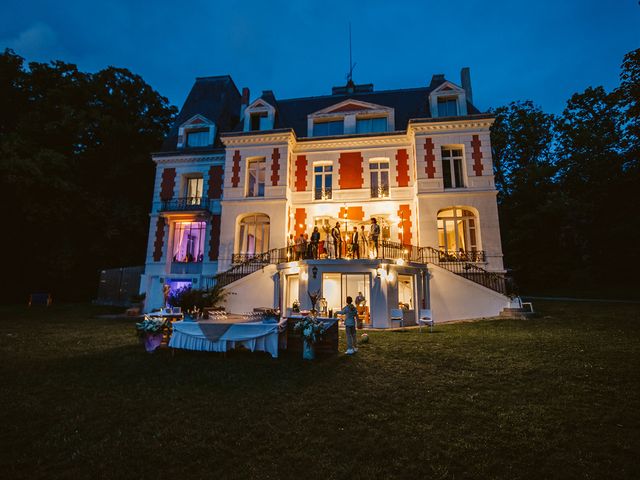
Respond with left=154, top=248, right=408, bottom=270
left=346, top=22, right=356, bottom=87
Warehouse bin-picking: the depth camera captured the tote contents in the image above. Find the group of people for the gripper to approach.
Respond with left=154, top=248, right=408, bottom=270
left=288, top=217, right=382, bottom=260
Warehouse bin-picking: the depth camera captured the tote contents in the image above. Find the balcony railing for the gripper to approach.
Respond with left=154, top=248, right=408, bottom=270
left=161, top=197, right=212, bottom=212
left=370, top=184, right=389, bottom=198
left=314, top=187, right=332, bottom=200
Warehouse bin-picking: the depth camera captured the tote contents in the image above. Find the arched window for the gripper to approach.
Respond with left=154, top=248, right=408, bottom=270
left=238, top=214, right=270, bottom=257
left=437, top=208, right=478, bottom=254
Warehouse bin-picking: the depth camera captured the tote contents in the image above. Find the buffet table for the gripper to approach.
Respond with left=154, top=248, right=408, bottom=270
left=169, top=318, right=287, bottom=358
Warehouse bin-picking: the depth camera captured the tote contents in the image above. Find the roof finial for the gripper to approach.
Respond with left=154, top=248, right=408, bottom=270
left=346, top=22, right=356, bottom=89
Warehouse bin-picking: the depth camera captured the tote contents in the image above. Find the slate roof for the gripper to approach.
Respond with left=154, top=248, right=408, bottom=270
left=161, top=75, right=241, bottom=152
left=160, top=76, right=482, bottom=152
left=245, top=79, right=481, bottom=137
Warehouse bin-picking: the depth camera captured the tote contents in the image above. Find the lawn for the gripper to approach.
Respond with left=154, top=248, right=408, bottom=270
left=0, top=301, right=638, bottom=479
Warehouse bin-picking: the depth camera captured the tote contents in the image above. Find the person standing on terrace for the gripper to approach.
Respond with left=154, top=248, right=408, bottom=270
left=370, top=218, right=380, bottom=258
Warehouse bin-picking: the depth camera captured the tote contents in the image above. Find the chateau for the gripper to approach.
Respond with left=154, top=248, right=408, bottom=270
left=140, top=69, right=516, bottom=326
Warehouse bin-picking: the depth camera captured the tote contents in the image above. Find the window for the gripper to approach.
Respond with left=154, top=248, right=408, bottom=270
left=250, top=111, right=269, bottom=131
left=356, top=117, right=387, bottom=134
left=238, top=214, right=270, bottom=256
left=398, top=275, right=414, bottom=310
left=442, top=147, right=464, bottom=189
left=437, top=97, right=458, bottom=117
left=370, top=159, right=390, bottom=198
left=185, top=176, right=203, bottom=205
left=172, top=221, right=206, bottom=263
left=437, top=208, right=478, bottom=255
left=186, top=130, right=209, bottom=147
left=313, top=164, right=333, bottom=200
left=247, top=158, right=266, bottom=197
left=322, top=272, right=370, bottom=313
left=314, top=120, right=344, bottom=137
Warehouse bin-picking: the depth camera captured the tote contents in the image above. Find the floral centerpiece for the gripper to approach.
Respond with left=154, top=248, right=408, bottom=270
left=293, top=306, right=326, bottom=360
left=136, top=317, right=167, bottom=352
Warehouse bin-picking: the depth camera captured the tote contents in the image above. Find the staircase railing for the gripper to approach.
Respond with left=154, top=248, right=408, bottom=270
left=212, top=241, right=509, bottom=296
left=418, top=246, right=507, bottom=294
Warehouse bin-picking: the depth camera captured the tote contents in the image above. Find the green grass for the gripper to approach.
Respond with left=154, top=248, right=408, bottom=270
left=0, top=302, right=639, bottom=479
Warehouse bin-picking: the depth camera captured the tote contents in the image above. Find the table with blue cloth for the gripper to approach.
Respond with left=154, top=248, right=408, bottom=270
left=169, top=318, right=287, bottom=358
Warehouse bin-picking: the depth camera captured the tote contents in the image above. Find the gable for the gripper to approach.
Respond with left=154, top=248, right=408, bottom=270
left=431, top=81, right=465, bottom=95
left=181, top=114, right=214, bottom=128
left=312, top=99, right=391, bottom=116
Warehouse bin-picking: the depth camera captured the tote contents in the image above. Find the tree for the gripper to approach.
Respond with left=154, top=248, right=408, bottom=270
left=0, top=50, right=176, bottom=303
left=490, top=101, right=562, bottom=290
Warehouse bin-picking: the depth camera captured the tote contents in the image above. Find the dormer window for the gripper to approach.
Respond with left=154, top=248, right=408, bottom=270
left=250, top=111, right=269, bottom=131
left=429, top=81, right=468, bottom=118
left=243, top=98, right=276, bottom=132
left=356, top=116, right=387, bottom=134
left=308, top=99, right=395, bottom=137
left=186, top=130, right=210, bottom=147
left=178, top=115, right=215, bottom=149
left=314, top=119, right=344, bottom=137
left=437, top=97, right=458, bottom=117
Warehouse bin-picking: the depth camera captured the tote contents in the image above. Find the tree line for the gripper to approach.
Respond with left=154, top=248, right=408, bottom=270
left=0, top=48, right=637, bottom=303
left=491, top=48, right=639, bottom=295
left=0, top=49, right=176, bottom=303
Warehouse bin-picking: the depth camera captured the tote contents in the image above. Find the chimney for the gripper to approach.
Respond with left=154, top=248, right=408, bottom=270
left=430, top=74, right=446, bottom=88
left=240, top=87, right=250, bottom=117
left=460, top=67, right=473, bottom=105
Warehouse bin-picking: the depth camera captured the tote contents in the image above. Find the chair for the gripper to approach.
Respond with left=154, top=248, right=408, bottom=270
left=418, top=309, right=434, bottom=333
left=390, top=308, right=404, bottom=329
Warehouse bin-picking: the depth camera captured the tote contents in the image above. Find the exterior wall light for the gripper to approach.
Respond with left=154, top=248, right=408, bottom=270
left=312, top=266, right=318, bottom=279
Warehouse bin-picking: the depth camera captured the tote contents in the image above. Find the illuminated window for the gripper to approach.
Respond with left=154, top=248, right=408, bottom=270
left=370, top=159, right=390, bottom=198
left=247, top=158, right=266, bottom=197
left=398, top=275, right=414, bottom=310
left=185, top=176, right=203, bottom=205
left=238, top=214, right=270, bottom=256
left=172, top=221, right=206, bottom=263
left=441, top=147, right=464, bottom=189
left=313, top=164, right=333, bottom=200
left=437, top=208, right=478, bottom=254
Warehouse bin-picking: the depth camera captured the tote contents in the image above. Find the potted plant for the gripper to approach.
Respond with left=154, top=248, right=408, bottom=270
left=136, top=317, right=167, bottom=352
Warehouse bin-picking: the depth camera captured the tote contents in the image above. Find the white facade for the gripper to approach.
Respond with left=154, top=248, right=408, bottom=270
left=140, top=72, right=512, bottom=324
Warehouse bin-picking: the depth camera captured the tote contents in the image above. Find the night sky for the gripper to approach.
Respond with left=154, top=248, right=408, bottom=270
left=2, top=0, right=639, bottom=114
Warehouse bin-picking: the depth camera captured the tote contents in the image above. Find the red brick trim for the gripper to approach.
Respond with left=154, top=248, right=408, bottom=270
left=160, top=168, right=176, bottom=201
left=396, top=149, right=410, bottom=187
left=209, top=215, right=221, bottom=261
left=471, top=135, right=484, bottom=176
left=397, top=204, right=412, bottom=245
left=208, top=165, right=223, bottom=199
left=231, top=150, right=241, bottom=187
left=294, top=208, right=307, bottom=236
left=270, top=148, right=280, bottom=186
left=424, top=139, right=436, bottom=179
left=152, top=217, right=166, bottom=262
left=295, top=155, right=308, bottom=192
left=338, top=152, right=363, bottom=189
left=338, top=206, right=365, bottom=222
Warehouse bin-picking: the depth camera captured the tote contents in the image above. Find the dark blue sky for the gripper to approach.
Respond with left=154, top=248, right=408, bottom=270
left=2, top=0, right=639, bottom=114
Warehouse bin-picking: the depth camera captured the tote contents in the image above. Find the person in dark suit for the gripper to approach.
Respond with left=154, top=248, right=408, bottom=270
left=351, top=226, right=360, bottom=259
left=331, top=222, right=342, bottom=259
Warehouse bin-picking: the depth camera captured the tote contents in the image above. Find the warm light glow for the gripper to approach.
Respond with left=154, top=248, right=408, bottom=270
left=387, top=271, right=395, bottom=282
left=369, top=251, right=376, bottom=259
left=301, top=271, right=309, bottom=281
left=396, top=258, right=406, bottom=266
left=290, top=265, right=300, bottom=274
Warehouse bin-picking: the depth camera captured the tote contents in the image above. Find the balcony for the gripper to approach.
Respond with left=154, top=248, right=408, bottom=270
left=370, top=185, right=389, bottom=198
left=314, top=187, right=332, bottom=201
left=170, top=261, right=203, bottom=274
left=161, top=197, right=212, bottom=213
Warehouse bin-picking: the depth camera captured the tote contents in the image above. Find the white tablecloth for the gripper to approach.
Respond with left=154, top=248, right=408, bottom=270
left=169, top=320, right=284, bottom=358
